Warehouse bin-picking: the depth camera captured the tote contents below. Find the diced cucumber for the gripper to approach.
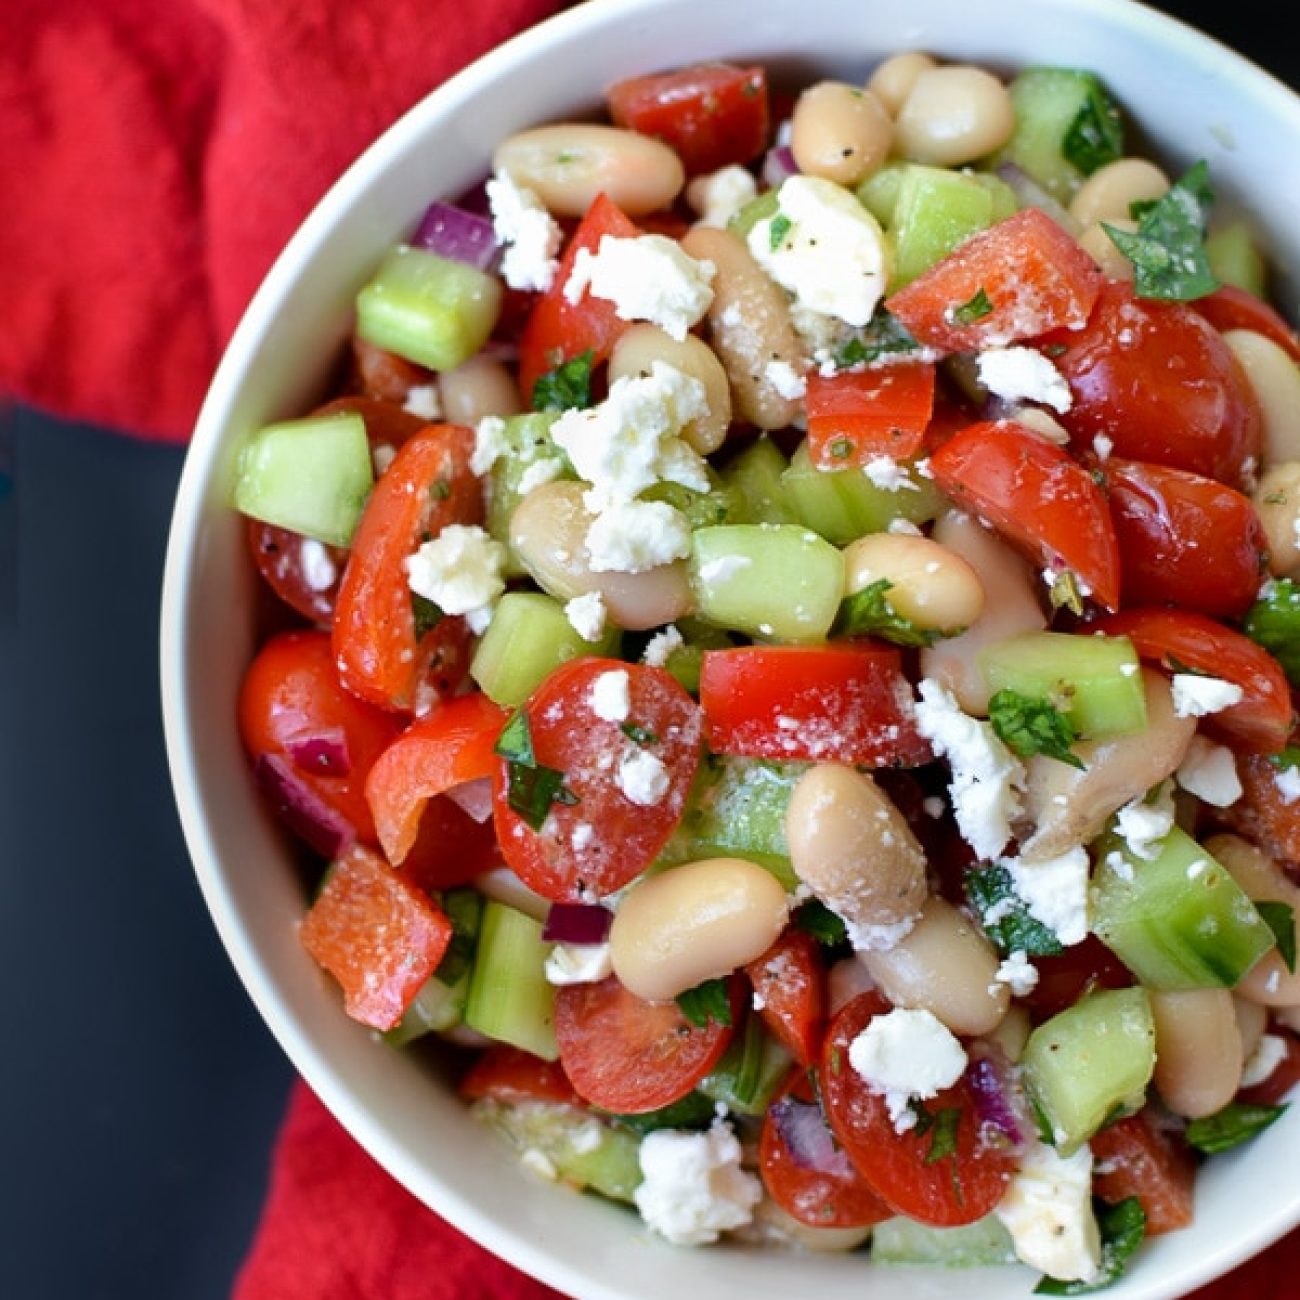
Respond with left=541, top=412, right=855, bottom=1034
left=599, top=1089, right=718, bottom=1135
left=969, top=172, right=1020, bottom=223
left=1206, top=220, right=1267, bottom=298
left=871, top=1213, right=1016, bottom=1266
left=471, top=592, right=618, bottom=708
left=484, top=413, right=573, bottom=575
left=232, top=411, right=373, bottom=547
left=980, top=632, right=1147, bottom=738
left=383, top=968, right=470, bottom=1047
left=643, top=469, right=739, bottom=531
left=472, top=1098, right=643, bottom=1202
left=648, top=617, right=734, bottom=697
left=994, top=68, right=1124, bottom=202
left=781, top=440, right=945, bottom=545
left=720, top=437, right=798, bottom=526
left=1090, top=826, right=1275, bottom=989
left=890, top=165, right=1000, bottom=289
left=355, top=244, right=502, bottom=372
left=857, top=162, right=910, bottom=226
left=689, top=524, right=845, bottom=642
left=728, top=188, right=781, bottom=239
left=1019, top=987, right=1155, bottom=1155
left=464, top=900, right=558, bottom=1060
left=699, top=1015, right=793, bottom=1116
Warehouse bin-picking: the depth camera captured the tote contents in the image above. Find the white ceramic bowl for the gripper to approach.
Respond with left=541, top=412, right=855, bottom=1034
left=161, top=1, right=1300, bottom=1295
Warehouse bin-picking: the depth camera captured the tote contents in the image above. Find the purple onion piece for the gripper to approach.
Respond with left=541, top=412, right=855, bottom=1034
left=762, top=143, right=799, bottom=189
left=254, top=753, right=357, bottom=859
left=770, top=1097, right=855, bottom=1176
left=445, top=776, right=494, bottom=825
left=284, top=727, right=352, bottom=777
left=412, top=201, right=499, bottom=272
left=542, top=902, right=615, bottom=945
left=966, top=1048, right=1025, bottom=1148
left=995, top=162, right=1082, bottom=237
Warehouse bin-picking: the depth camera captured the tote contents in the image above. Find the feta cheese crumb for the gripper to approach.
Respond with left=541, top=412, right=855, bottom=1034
left=405, top=524, right=505, bottom=626
left=1241, top=1033, right=1290, bottom=1088
left=544, top=942, right=614, bottom=986
left=1092, top=433, right=1114, bottom=461
left=863, top=455, right=921, bottom=492
left=1170, top=673, right=1244, bottom=718
left=402, top=382, right=442, bottom=420
left=848, top=1008, right=968, bottom=1133
left=585, top=498, right=692, bottom=573
left=764, top=359, right=807, bottom=400
left=519, top=1148, right=559, bottom=1181
left=1276, top=765, right=1300, bottom=805
left=564, top=592, right=607, bottom=643
left=590, top=669, right=631, bottom=723
left=643, top=624, right=685, bottom=668
left=995, top=950, right=1040, bottom=996
left=1003, top=847, right=1091, bottom=947
left=686, top=164, right=758, bottom=229
left=299, top=538, right=337, bottom=592
left=977, top=347, right=1073, bottom=414
left=515, top=456, right=564, bottom=497
left=618, top=747, right=671, bottom=806
left=565, top=234, right=715, bottom=340
left=1176, top=735, right=1243, bottom=808
left=486, top=170, right=562, bottom=292
left=1114, top=783, right=1176, bottom=860
left=471, top=415, right=511, bottom=477
left=634, top=1120, right=761, bottom=1246
left=995, top=1142, right=1102, bottom=1285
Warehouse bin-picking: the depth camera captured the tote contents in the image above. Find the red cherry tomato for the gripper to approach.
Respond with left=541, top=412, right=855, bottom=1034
left=1222, top=749, right=1300, bottom=867
left=804, top=362, right=936, bottom=467
left=238, top=629, right=403, bottom=846
left=458, top=1044, right=582, bottom=1106
left=349, top=337, right=437, bottom=405
left=1020, top=934, right=1133, bottom=1022
left=1045, top=280, right=1262, bottom=489
left=1105, top=458, right=1268, bottom=619
left=1237, top=1030, right=1300, bottom=1106
left=820, top=992, right=1015, bottom=1226
left=493, top=659, right=703, bottom=903
left=1192, top=284, right=1300, bottom=363
left=331, top=423, right=480, bottom=713
left=553, top=974, right=737, bottom=1113
left=759, top=1069, right=892, bottom=1228
left=745, top=928, right=827, bottom=1068
left=1089, top=1109, right=1196, bottom=1235
left=927, top=419, right=1122, bottom=612
left=1094, top=608, right=1294, bottom=754
left=606, top=63, right=769, bottom=176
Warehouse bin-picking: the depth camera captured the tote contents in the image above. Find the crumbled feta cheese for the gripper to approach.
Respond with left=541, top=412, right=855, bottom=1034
left=913, top=679, right=1025, bottom=861
left=565, top=234, right=715, bottom=340
left=564, top=591, right=607, bottom=643
left=1277, top=765, right=1300, bottom=805
left=590, top=669, right=631, bottom=723
left=618, top=747, right=670, bottom=806
left=642, top=624, right=685, bottom=668
left=686, top=164, right=758, bottom=230
left=515, top=456, right=564, bottom=497
left=747, top=175, right=888, bottom=329
left=848, top=1008, right=968, bottom=1133
left=995, top=1142, right=1101, bottom=1285
left=1003, top=847, right=1091, bottom=947
left=402, top=382, right=442, bottom=420
left=1092, top=433, right=1114, bottom=461
left=977, top=347, right=1073, bottom=414
left=544, top=942, right=614, bottom=986
left=471, top=415, right=511, bottom=477
left=995, top=950, right=1040, bottom=996
left=1176, top=736, right=1243, bottom=808
left=519, top=1148, right=559, bottom=1181
left=486, top=170, right=563, bottom=292
left=764, top=359, right=807, bottom=400
left=299, top=538, right=337, bottom=592
left=1241, top=1033, right=1290, bottom=1088
left=570, top=821, right=595, bottom=851
left=862, top=454, right=921, bottom=493
left=405, top=524, right=505, bottom=626
left=633, top=1121, right=761, bottom=1246
left=1170, top=673, right=1244, bottom=718
left=585, top=498, right=692, bottom=573
left=1114, top=783, right=1176, bottom=861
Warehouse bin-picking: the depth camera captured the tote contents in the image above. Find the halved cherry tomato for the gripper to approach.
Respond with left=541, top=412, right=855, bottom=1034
left=396, top=794, right=500, bottom=895
left=349, top=337, right=437, bottom=405
left=805, top=362, right=936, bottom=468
left=1020, top=934, right=1133, bottom=1022
left=458, top=1044, right=582, bottom=1105
left=820, top=992, right=1015, bottom=1226
left=745, top=928, right=827, bottom=1068
left=299, top=842, right=453, bottom=1031
left=517, top=194, right=641, bottom=403
left=928, top=419, right=1122, bottom=612
left=699, top=645, right=931, bottom=768
left=1192, top=284, right=1300, bottom=363
left=1106, top=458, right=1268, bottom=619
left=493, top=659, right=703, bottom=903
left=606, top=63, right=769, bottom=176
left=1089, top=1109, right=1196, bottom=1235
left=884, top=208, right=1102, bottom=354
left=1221, top=750, right=1300, bottom=867
left=759, top=1068, right=892, bottom=1228
left=332, top=423, right=480, bottom=713
left=238, top=629, right=403, bottom=845
left=366, top=694, right=509, bottom=866
left=1238, top=1029, right=1300, bottom=1106
left=1094, top=608, right=1294, bottom=754
left=1044, top=280, right=1262, bottom=489
left=553, top=974, right=738, bottom=1113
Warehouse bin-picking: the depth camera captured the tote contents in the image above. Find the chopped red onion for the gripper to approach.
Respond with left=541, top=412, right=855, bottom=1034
left=254, top=753, right=357, bottom=859
left=762, top=144, right=799, bottom=190
left=995, top=163, right=1082, bottom=237
left=967, top=1045, right=1026, bottom=1148
left=284, top=727, right=352, bottom=777
left=445, top=776, right=494, bottom=824
left=770, top=1097, right=855, bottom=1176
left=412, top=202, right=499, bottom=272
left=541, top=902, right=614, bottom=945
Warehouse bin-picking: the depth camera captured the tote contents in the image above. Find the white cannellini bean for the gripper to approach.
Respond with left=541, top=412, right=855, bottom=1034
left=1235, top=995, right=1269, bottom=1065
left=791, top=81, right=894, bottom=187
left=867, top=51, right=938, bottom=117
left=437, top=356, right=523, bottom=424
left=1222, top=329, right=1300, bottom=467
left=1150, top=988, right=1243, bottom=1119
left=1077, top=219, right=1137, bottom=282
left=1068, top=158, right=1169, bottom=226
left=1254, top=462, right=1300, bottom=578
left=841, top=532, right=985, bottom=633
left=893, top=66, right=1015, bottom=167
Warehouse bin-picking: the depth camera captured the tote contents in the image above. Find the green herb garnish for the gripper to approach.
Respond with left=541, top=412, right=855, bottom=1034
left=1034, top=1197, right=1146, bottom=1295
left=532, top=349, right=595, bottom=412
left=412, top=592, right=444, bottom=640
left=1062, top=80, right=1124, bottom=176
left=952, top=286, right=994, bottom=325
left=834, top=310, right=919, bottom=369
left=966, top=863, right=1066, bottom=957
left=989, top=689, right=1086, bottom=770
left=1185, top=1101, right=1289, bottom=1154
left=769, top=213, right=793, bottom=251
left=494, top=709, right=578, bottom=829
left=794, top=899, right=849, bottom=949
left=1257, top=902, right=1298, bottom=974
left=676, top=977, right=733, bottom=1029
left=834, top=578, right=945, bottom=648
left=1243, top=578, right=1300, bottom=686
left=620, top=722, right=659, bottom=747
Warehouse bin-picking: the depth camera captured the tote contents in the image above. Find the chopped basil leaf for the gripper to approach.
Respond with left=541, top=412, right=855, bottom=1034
left=676, top=977, right=733, bottom=1029
left=412, top=592, right=445, bottom=640
left=620, top=721, right=659, bottom=747
left=1243, top=578, right=1300, bottom=686
left=966, top=863, right=1066, bottom=957
left=532, top=349, right=595, bottom=413
left=494, top=709, right=578, bottom=829
left=922, top=1106, right=962, bottom=1165
left=989, top=689, right=1086, bottom=770
left=834, top=578, right=944, bottom=648
left=1185, top=1101, right=1289, bottom=1154
left=952, top=286, right=994, bottom=325
left=1047, top=569, right=1086, bottom=616
left=1257, top=901, right=1297, bottom=974
left=599, top=1090, right=718, bottom=1135
left=769, top=213, right=793, bottom=251
left=1062, top=79, right=1124, bottom=177
left=429, top=477, right=451, bottom=501
left=834, top=310, right=919, bottom=369
left=1103, top=160, right=1219, bottom=301
left=794, top=899, right=849, bottom=949
left=432, top=887, right=484, bottom=986
left=494, top=708, right=535, bottom=765
left=1270, top=746, right=1300, bottom=772
left=1034, top=1197, right=1146, bottom=1295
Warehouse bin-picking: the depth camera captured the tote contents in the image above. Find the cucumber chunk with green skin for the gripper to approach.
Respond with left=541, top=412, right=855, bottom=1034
left=980, top=632, right=1147, bottom=739
left=1090, top=826, right=1275, bottom=990
left=484, top=413, right=573, bottom=576
left=382, top=967, right=471, bottom=1046
left=720, top=436, right=798, bottom=526
left=1019, top=987, right=1155, bottom=1156
left=1205, top=221, right=1267, bottom=298
left=472, top=1098, right=643, bottom=1202
left=464, top=900, right=558, bottom=1061
left=232, top=411, right=373, bottom=547
left=355, top=244, right=502, bottom=372
left=889, top=165, right=1000, bottom=289
left=728, top=188, right=780, bottom=239
left=689, top=524, right=845, bottom=643
left=644, top=469, right=739, bottom=531
left=857, top=161, right=910, bottom=226
left=699, top=1014, right=792, bottom=1115
left=871, top=1213, right=1017, bottom=1266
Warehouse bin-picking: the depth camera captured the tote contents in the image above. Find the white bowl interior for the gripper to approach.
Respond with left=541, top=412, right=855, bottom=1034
left=161, top=1, right=1300, bottom=1296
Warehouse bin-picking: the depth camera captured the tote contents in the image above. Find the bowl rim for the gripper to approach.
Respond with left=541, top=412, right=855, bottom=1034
left=161, top=0, right=1300, bottom=1296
